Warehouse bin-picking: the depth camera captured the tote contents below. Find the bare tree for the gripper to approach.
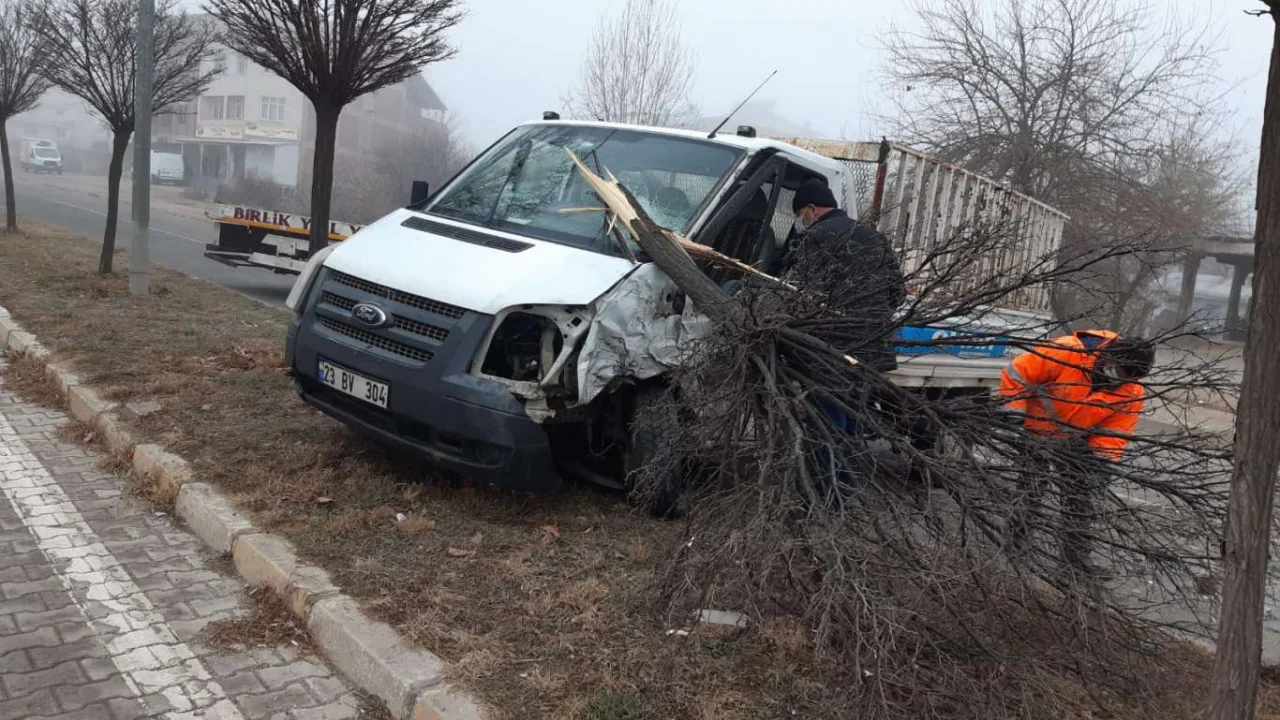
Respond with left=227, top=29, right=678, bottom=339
left=570, top=154, right=1234, bottom=718
left=883, top=0, right=1239, bottom=328
left=1206, top=3, right=1280, bottom=718
left=203, top=0, right=463, bottom=256
left=31, top=0, right=216, bottom=275
left=0, top=0, right=49, bottom=232
left=1059, top=121, right=1249, bottom=331
left=564, top=0, right=697, bottom=127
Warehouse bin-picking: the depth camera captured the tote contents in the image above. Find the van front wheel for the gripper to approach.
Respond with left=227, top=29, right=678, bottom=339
left=623, top=384, right=685, bottom=519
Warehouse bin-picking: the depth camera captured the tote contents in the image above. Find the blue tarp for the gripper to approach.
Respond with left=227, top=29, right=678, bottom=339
left=894, top=325, right=1014, bottom=359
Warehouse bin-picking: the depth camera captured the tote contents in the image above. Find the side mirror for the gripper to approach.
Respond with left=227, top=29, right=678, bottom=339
left=410, top=180, right=430, bottom=207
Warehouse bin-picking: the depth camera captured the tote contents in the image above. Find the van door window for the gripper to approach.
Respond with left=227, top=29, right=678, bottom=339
left=695, top=154, right=787, bottom=282
left=765, top=163, right=832, bottom=274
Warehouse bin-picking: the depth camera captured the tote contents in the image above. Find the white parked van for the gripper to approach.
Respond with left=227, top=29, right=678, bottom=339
left=20, top=139, right=62, bottom=174
left=150, top=152, right=184, bottom=185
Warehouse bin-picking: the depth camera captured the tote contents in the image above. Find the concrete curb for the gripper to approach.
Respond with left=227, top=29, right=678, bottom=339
left=0, top=304, right=483, bottom=720
left=68, top=383, right=113, bottom=425
left=132, top=443, right=191, bottom=500
left=232, top=532, right=340, bottom=618
left=175, top=482, right=257, bottom=554
left=43, top=361, right=82, bottom=397
left=95, top=411, right=136, bottom=457
left=308, top=595, right=446, bottom=719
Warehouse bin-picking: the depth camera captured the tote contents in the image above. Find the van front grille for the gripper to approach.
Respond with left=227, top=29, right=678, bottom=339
left=321, top=292, right=355, bottom=311
left=393, top=316, right=450, bottom=342
left=329, top=270, right=466, bottom=320
left=318, top=317, right=433, bottom=363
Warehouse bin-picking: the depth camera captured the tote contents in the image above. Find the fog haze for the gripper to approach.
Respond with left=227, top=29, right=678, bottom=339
left=430, top=0, right=1274, bottom=156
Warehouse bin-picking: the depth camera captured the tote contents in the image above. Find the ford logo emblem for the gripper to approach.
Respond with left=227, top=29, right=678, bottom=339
left=351, top=303, right=389, bottom=328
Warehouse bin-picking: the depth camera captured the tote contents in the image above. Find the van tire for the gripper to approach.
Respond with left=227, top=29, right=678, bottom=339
left=624, top=384, right=685, bottom=519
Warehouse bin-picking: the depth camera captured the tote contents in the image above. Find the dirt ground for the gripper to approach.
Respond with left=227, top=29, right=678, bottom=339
left=2, top=221, right=1279, bottom=719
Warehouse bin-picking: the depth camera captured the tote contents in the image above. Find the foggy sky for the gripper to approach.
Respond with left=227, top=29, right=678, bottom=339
left=428, top=0, right=1274, bottom=159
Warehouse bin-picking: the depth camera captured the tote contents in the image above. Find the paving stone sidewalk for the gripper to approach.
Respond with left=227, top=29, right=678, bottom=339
left=0, top=355, right=373, bottom=720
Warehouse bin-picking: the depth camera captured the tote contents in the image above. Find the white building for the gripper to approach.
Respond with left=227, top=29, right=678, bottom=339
left=153, top=46, right=447, bottom=189
left=151, top=48, right=306, bottom=187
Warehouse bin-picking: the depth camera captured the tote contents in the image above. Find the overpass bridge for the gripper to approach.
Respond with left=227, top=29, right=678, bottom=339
left=1177, top=234, right=1254, bottom=339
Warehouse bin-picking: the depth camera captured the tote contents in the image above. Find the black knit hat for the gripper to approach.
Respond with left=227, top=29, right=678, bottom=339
left=1105, top=337, right=1156, bottom=379
left=792, top=179, right=838, bottom=213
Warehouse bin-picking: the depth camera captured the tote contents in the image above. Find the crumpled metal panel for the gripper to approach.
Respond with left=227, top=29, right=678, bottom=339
left=576, top=264, right=711, bottom=405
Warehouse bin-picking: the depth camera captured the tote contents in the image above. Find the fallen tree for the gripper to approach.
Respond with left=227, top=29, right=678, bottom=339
left=569, top=153, right=1235, bottom=717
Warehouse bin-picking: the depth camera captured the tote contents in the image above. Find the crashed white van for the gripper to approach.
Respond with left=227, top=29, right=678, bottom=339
left=284, top=119, right=1066, bottom=492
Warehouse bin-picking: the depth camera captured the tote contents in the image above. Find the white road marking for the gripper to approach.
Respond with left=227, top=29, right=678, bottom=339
left=0, top=410, right=246, bottom=719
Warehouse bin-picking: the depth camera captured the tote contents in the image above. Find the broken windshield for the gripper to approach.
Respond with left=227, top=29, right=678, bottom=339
left=426, top=124, right=743, bottom=257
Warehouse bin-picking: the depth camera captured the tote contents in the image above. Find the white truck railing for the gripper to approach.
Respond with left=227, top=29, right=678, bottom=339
left=774, top=139, right=1069, bottom=318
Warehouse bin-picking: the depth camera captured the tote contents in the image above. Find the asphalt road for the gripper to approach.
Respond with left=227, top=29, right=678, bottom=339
left=1, top=173, right=295, bottom=308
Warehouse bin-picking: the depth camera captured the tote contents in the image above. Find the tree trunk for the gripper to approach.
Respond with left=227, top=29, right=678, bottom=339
left=99, top=129, right=131, bottom=276
left=1, top=121, right=16, bottom=232
left=1205, top=10, right=1280, bottom=720
left=307, top=104, right=341, bottom=256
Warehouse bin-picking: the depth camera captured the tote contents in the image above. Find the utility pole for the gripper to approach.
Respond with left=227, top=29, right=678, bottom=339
left=129, top=0, right=153, bottom=296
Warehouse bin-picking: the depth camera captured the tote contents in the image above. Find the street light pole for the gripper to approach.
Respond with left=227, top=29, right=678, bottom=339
left=129, top=0, right=154, bottom=297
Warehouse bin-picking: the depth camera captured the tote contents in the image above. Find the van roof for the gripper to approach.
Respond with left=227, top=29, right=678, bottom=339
left=522, top=119, right=846, bottom=177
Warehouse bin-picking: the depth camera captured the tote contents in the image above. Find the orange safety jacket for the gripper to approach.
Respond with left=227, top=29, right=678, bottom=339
left=999, top=330, right=1145, bottom=460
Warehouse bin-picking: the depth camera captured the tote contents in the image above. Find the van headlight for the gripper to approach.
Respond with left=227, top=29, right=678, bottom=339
left=286, top=245, right=337, bottom=312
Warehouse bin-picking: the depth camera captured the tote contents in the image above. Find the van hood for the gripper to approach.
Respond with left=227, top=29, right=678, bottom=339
left=322, top=209, right=641, bottom=315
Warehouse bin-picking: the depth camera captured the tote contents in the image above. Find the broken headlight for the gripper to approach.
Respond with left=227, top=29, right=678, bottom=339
left=480, top=312, right=565, bottom=383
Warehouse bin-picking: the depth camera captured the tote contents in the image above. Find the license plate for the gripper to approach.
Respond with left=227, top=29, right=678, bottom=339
left=317, top=359, right=389, bottom=409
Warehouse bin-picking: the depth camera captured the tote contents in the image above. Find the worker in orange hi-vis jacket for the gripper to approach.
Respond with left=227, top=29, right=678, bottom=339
left=999, top=330, right=1155, bottom=577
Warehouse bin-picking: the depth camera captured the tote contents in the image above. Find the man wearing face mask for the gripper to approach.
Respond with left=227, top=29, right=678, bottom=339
left=781, top=178, right=907, bottom=372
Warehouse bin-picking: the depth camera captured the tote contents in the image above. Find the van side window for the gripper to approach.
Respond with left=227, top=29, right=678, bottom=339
left=766, top=183, right=796, bottom=248
left=762, top=164, right=830, bottom=274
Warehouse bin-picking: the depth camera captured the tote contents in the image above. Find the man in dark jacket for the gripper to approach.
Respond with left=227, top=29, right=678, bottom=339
left=782, top=179, right=907, bottom=371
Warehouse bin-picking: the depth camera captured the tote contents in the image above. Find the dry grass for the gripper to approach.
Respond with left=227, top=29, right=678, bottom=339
left=3, top=352, right=64, bottom=408
left=0, top=222, right=830, bottom=718
left=4, top=222, right=1280, bottom=718
left=202, top=585, right=317, bottom=656
left=131, top=457, right=182, bottom=508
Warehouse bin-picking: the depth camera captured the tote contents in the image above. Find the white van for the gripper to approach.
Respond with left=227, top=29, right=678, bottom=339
left=21, top=139, right=62, bottom=174
left=283, top=120, right=1067, bottom=494
left=150, top=152, right=184, bottom=185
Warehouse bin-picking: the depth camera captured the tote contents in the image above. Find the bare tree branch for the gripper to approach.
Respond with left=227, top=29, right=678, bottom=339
left=883, top=0, right=1245, bottom=330
left=30, top=0, right=217, bottom=273
left=570, top=154, right=1237, bottom=718
left=563, top=0, right=697, bottom=127
left=0, top=0, right=51, bottom=231
left=203, top=0, right=463, bottom=255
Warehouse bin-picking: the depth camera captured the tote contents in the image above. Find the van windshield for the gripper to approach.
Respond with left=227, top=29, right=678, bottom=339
left=426, top=125, right=743, bottom=256
left=32, top=147, right=58, bottom=159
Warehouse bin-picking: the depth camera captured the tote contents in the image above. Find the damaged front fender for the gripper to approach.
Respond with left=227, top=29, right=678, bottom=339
left=471, top=264, right=711, bottom=422
left=577, top=264, right=711, bottom=406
